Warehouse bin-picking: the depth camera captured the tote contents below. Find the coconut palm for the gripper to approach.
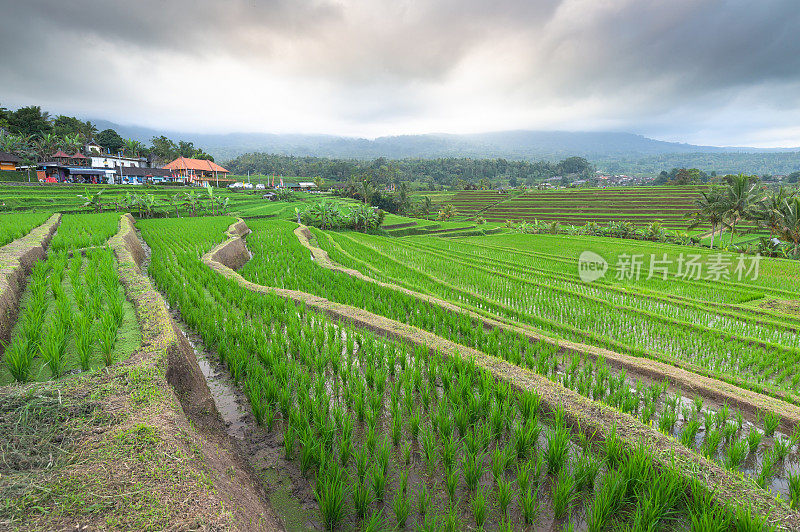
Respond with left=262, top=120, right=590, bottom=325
left=721, top=174, right=759, bottom=247
left=420, top=196, right=433, bottom=220
left=437, top=204, right=457, bottom=221
left=686, top=187, right=726, bottom=249
left=752, top=187, right=797, bottom=237
left=772, top=197, right=800, bottom=256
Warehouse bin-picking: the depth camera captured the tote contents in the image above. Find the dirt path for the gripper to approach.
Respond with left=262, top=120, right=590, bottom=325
left=205, top=220, right=800, bottom=530
left=295, top=224, right=800, bottom=434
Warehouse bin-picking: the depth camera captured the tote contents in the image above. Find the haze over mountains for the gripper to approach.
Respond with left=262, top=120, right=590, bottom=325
left=93, top=120, right=800, bottom=176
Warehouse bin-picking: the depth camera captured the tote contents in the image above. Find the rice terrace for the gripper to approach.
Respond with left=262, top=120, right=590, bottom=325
left=4, top=2, right=800, bottom=531
left=0, top=170, right=798, bottom=532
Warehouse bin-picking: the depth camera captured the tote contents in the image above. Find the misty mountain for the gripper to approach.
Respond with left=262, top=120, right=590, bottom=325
left=91, top=119, right=797, bottom=167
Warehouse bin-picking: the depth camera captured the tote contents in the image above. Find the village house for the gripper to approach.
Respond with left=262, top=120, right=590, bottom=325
left=0, top=150, right=21, bottom=171
left=163, top=157, right=232, bottom=185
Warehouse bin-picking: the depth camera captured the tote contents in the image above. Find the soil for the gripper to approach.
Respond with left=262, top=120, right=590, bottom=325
left=126, top=221, right=283, bottom=531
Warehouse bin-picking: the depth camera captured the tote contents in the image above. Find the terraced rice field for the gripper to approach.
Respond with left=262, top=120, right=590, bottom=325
left=4, top=194, right=800, bottom=530
left=455, top=186, right=707, bottom=228
left=442, top=190, right=518, bottom=218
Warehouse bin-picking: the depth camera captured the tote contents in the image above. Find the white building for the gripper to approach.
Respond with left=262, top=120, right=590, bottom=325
left=90, top=154, right=147, bottom=169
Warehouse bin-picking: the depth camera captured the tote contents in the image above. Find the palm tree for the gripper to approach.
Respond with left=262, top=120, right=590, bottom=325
left=774, top=197, right=800, bottom=256
left=437, top=204, right=457, bottom=221
left=123, top=139, right=145, bottom=157
left=752, top=187, right=797, bottom=237
left=420, top=196, right=433, bottom=220
left=313, top=176, right=326, bottom=191
left=686, top=187, right=726, bottom=249
left=721, top=174, right=758, bottom=247
left=361, top=178, right=375, bottom=206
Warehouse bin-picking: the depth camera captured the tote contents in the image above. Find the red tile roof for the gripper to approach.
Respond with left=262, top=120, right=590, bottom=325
left=52, top=150, right=71, bottom=158
left=71, top=152, right=87, bottom=159
left=164, top=157, right=229, bottom=173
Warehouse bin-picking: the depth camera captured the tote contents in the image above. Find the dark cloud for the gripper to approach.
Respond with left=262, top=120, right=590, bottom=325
left=1, top=0, right=799, bottom=145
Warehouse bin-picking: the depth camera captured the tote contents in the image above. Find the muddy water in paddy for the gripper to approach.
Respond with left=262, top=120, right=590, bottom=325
left=135, top=227, right=321, bottom=531
left=553, top=357, right=800, bottom=500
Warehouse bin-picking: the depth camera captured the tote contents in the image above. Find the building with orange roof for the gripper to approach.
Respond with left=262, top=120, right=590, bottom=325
left=163, top=157, right=232, bottom=186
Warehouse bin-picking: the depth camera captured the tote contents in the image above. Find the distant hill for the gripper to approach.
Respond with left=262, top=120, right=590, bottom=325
left=91, top=119, right=800, bottom=175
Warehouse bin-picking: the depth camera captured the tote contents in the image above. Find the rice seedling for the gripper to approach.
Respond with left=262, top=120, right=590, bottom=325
left=417, top=483, right=430, bottom=516
left=355, top=445, right=369, bottom=483
left=763, top=411, right=780, bottom=437
left=757, top=450, right=776, bottom=488
left=392, top=489, right=410, bottom=529
left=4, top=339, right=33, bottom=383
left=470, top=487, right=488, bottom=530
left=283, top=426, right=296, bottom=459
left=462, top=449, right=485, bottom=492
left=376, top=438, right=390, bottom=474
left=587, top=468, right=627, bottom=532
left=517, top=460, right=531, bottom=493
left=789, top=471, right=800, bottom=510
left=314, top=473, right=346, bottom=530
left=573, top=453, right=600, bottom=491
left=748, top=430, right=763, bottom=453
left=40, top=323, right=67, bottom=379
left=496, top=475, right=513, bottom=517
left=353, top=477, right=372, bottom=519
left=370, top=464, right=387, bottom=501
left=401, top=441, right=411, bottom=465
left=734, top=505, right=775, bottom=532
left=552, top=471, right=577, bottom=520
left=701, top=429, right=721, bottom=459
left=774, top=436, right=790, bottom=461
left=520, top=487, right=538, bottom=525
left=443, top=505, right=459, bottom=532
left=445, top=468, right=459, bottom=504
left=545, top=424, right=571, bottom=474
left=724, top=440, right=749, bottom=471
left=74, top=313, right=94, bottom=371
left=362, top=509, right=384, bottom=532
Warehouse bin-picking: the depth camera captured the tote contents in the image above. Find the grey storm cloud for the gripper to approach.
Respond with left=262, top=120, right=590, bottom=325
left=1, top=0, right=800, bottom=145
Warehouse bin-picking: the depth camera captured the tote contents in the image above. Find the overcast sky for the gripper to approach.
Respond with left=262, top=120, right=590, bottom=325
left=2, top=0, right=799, bottom=147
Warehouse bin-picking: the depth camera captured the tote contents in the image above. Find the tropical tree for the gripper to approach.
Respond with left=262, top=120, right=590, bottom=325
left=752, top=187, right=797, bottom=237
left=774, top=197, right=800, bottom=256
left=123, top=139, right=145, bottom=157
left=361, top=178, right=376, bottom=206
left=60, top=133, right=83, bottom=153
left=313, top=176, right=326, bottom=191
left=437, top=204, right=457, bottom=221
left=686, top=187, right=726, bottom=249
left=420, top=196, right=433, bottom=220
left=301, top=202, right=344, bottom=229
left=78, top=188, right=106, bottom=213
left=721, top=174, right=759, bottom=247
left=181, top=190, right=201, bottom=216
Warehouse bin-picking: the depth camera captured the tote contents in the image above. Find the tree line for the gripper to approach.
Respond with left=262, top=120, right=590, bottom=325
left=224, top=153, right=596, bottom=188
left=0, top=103, right=214, bottom=166
left=687, top=175, right=800, bottom=257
